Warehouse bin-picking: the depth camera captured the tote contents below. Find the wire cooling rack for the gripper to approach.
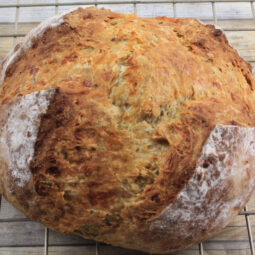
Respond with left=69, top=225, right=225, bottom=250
left=0, top=0, right=255, bottom=254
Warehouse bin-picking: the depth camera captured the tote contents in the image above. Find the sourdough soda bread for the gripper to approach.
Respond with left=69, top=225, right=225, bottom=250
left=1, top=7, right=255, bottom=254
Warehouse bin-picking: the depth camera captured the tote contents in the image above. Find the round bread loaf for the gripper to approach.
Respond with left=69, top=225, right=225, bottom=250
left=1, top=7, right=255, bottom=254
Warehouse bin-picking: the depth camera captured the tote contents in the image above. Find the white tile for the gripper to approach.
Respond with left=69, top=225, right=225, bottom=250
left=176, top=3, right=213, bottom=20
left=136, top=3, right=173, bottom=18
left=0, top=7, right=16, bottom=22
left=58, top=0, right=94, bottom=3
left=0, top=0, right=17, bottom=5
left=215, top=2, right=253, bottom=20
left=19, top=6, right=55, bottom=22
left=58, top=5, right=94, bottom=14
left=19, top=0, right=55, bottom=4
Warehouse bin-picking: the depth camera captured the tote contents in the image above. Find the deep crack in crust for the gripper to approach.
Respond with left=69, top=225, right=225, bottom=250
left=1, top=7, right=255, bottom=254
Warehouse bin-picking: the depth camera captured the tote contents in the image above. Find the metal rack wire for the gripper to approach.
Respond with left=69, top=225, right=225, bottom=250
left=0, top=0, right=255, bottom=254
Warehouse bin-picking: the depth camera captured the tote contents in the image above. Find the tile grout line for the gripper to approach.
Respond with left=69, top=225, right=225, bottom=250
left=244, top=206, right=255, bottom=255
left=173, top=1, right=176, bottom=18
left=212, top=1, right=217, bottom=25
left=55, top=0, right=59, bottom=14
left=1, top=0, right=255, bottom=8
left=96, top=241, right=100, bottom=255
left=251, top=1, right=255, bottom=23
left=13, top=0, right=20, bottom=46
left=44, top=227, right=49, bottom=255
left=199, top=242, right=204, bottom=255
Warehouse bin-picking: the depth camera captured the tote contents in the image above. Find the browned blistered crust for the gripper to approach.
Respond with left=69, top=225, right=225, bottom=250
left=1, top=7, right=255, bottom=254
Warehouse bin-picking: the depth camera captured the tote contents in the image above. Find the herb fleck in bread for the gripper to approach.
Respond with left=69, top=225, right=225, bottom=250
left=1, top=7, right=255, bottom=254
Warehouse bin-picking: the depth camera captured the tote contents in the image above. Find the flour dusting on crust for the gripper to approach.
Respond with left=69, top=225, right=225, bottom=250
left=0, top=89, right=55, bottom=187
left=152, top=125, right=255, bottom=242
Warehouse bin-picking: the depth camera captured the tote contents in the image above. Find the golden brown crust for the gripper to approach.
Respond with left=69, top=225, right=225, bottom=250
left=1, top=7, right=255, bottom=253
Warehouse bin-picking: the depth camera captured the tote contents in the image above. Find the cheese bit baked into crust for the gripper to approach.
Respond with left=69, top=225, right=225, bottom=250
left=1, top=7, right=255, bottom=254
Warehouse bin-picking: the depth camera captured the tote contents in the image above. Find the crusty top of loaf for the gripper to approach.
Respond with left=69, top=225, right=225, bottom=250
left=1, top=7, right=255, bottom=253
